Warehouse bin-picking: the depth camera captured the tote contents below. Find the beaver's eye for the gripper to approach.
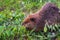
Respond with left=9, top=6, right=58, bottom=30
left=30, top=18, right=35, bottom=22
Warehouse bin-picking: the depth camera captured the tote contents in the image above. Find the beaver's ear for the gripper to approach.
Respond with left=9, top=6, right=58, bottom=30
left=30, top=18, right=35, bottom=22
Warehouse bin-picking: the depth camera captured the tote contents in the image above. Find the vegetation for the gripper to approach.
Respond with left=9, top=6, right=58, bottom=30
left=0, top=0, right=60, bottom=40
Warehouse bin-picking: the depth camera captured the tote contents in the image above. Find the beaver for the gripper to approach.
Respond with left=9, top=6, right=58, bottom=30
left=22, top=2, right=60, bottom=31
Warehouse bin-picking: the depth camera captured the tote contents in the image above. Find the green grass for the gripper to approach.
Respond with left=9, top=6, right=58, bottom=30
left=0, top=0, right=60, bottom=40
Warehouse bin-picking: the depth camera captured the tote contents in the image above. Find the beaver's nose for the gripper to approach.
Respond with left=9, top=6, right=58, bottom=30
left=26, top=27, right=30, bottom=30
left=22, top=22, right=25, bottom=26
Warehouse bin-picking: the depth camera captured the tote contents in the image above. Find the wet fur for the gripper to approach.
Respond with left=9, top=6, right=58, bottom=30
left=22, top=2, right=60, bottom=31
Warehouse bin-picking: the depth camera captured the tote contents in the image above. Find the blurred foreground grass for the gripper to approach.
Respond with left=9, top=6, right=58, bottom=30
left=0, top=0, right=60, bottom=40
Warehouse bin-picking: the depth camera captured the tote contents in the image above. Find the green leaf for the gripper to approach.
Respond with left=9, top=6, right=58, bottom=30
left=0, top=26, right=5, bottom=35
left=44, top=26, right=47, bottom=32
left=57, top=36, right=60, bottom=40
left=5, top=30, right=11, bottom=37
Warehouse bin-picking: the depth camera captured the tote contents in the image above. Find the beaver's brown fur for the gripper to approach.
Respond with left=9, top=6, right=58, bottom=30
left=22, top=2, right=60, bottom=31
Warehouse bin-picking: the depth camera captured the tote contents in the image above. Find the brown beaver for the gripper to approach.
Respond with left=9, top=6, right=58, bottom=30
left=22, top=2, right=60, bottom=31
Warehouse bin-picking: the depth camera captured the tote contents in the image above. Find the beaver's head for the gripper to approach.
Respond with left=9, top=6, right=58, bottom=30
left=22, top=13, right=45, bottom=31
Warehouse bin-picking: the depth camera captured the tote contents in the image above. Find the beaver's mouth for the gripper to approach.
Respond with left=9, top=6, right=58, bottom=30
left=26, top=27, right=32, bottom=30
left=22, top=22, right=36, bottom=31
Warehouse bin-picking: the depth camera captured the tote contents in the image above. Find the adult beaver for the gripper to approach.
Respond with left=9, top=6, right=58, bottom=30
left=22, top=2, right=60, bottom=31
